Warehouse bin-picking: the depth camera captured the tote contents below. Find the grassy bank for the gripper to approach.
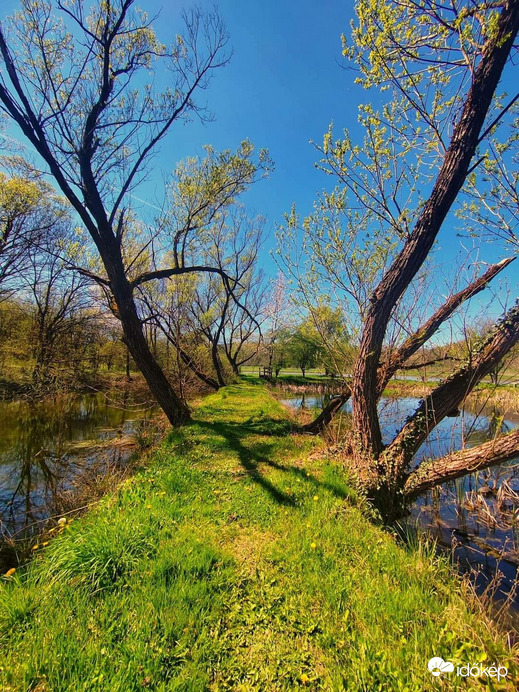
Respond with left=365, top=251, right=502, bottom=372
left=1, top=383, right=517, bottom=690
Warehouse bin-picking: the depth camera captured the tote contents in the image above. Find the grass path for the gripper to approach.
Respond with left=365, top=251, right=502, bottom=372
left=1, top=382, right=517, bottom=690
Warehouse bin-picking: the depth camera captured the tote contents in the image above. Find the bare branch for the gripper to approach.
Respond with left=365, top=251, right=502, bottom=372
left=404, top=428, right=519, bottom=500
left=377, top=257, right=515, bottom=393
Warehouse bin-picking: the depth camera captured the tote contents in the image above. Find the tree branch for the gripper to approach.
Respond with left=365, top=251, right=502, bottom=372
left=404, top=428, right=519, bottom=501
left=376, top=257, right=515, bottom=393
left=131, top=264, right=233, bottom=288
left=302, top=389, right=351, bottom=435
left=384, top=299, right=519, bottom=474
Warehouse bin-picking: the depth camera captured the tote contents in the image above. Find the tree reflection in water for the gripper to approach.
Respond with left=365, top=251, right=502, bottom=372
left=0, top=391, right=156, bottom=537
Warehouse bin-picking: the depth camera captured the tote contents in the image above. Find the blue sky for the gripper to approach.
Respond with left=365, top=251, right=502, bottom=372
left=1, top=0, right=362, bottom=253
left=137, top=0, right=364, bottom=245
left=1, top=0, right=517, bottom=311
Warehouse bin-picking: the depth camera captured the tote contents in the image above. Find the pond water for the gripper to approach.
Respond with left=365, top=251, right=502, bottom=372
left=282, top=393, right=519, bottom=607
left=0, top=391, right=157, bottom=539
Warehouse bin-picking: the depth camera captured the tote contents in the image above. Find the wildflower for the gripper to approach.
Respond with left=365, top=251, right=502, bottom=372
left=146, top=504, right=152, bottom=509
left=57, top=517, right=67, bottom=526
left=32, top=544, right=39, bottom=551
left=310, top=542, right=317, bottom=549
left=313, top=495, right=319, bottom=501
left=301, top=673, right=310, bottom=685
left=42, top=541, right=49, bottom=547
left=4, top=567, right=16, bottom=577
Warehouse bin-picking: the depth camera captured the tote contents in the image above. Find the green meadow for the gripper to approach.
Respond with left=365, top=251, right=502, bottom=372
left=1, top=382, right=517, bottom=691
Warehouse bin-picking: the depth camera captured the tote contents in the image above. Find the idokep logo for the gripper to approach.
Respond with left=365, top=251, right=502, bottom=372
left=428, top=657, right=454, bottom=676
left=428, top=657, right=508, bottom=682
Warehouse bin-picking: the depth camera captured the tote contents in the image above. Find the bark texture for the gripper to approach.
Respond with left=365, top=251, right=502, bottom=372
left=385, top=300, right=519, bottom=476
left=404, top=429, right=519, bottom=501
left=351, top=1, right=519, bottom=460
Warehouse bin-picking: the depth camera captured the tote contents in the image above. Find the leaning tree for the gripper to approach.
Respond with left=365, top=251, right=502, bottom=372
left=279, top=0, right=519, bottom=518
left=0, top=0, right=269, bottom=424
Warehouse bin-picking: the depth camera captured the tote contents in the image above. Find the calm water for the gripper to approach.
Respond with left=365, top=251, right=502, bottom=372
left=0, top=391, right=157, bottom=537
left=282, top=393, right=519, bottom=605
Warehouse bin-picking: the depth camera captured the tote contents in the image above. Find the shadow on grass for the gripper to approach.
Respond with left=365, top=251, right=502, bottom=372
left=192, top=416, right=352, bottom=507
left=194, top=419, right=295, bottom=506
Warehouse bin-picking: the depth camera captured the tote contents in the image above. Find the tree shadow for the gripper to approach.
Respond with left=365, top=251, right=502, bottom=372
left=194, top=419, right=295, bottom=505
left=193, top=417, right=351, bottom=506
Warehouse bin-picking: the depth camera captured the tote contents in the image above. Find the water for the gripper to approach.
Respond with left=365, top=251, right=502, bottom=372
left=282, top=392, right=519, bottom=605
left=0, top=390, right=157, bottom=538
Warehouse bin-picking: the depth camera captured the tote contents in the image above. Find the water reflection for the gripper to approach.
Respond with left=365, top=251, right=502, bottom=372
left=282, top=392, right=519, bottom=605
left=0, top=391, right=156, bottom=536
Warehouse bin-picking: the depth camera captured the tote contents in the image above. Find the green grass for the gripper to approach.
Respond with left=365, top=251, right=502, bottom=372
left=1, top=382, right=517, bottom=690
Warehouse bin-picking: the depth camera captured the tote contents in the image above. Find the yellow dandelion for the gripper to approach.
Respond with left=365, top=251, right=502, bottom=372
left=32, top=544, right=39, bottom=551
left=310, top=542, right=317, bottom=549
left=4, top=567, right=16, bottom=577
left=57, top=517, right=67, bottom=526
left=42, top=541, right=49, bottom=547
left=313, top=495, right=319, bottom=501
left=301, top=673, right=310, bottom=685
left=146, top=504, right=152, bottom=509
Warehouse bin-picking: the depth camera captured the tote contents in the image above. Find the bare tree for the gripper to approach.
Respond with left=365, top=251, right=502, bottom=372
left=0, top=0, right=270, bottom=424
left=143, top=207, right=266, bottom=388
left=0, top=172, right=64, bottom=298
left=20, top=231, right=95, bottom=389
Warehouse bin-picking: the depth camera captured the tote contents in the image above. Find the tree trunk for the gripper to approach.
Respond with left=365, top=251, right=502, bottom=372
left=211, top=338, right=227, bottom=387
left=351, top=2, right=519, bottom=460
left=125, top=347, right=132, bottom=381
left=105, top=252, right=191, bottom=426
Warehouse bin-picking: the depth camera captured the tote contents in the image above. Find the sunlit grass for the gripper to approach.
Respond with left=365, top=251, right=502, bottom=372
left=1, top=383, right=517, bottom=690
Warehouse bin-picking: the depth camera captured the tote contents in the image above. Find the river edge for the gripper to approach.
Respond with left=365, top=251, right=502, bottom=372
left=0, top=383, right=167, bottom=571
left=1, top=382, right=518, bottom=690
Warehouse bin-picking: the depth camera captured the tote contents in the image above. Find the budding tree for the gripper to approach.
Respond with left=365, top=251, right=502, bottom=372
left=279, top=0, right=519, bottom=518
left=0, top=0, right=270, bottom=424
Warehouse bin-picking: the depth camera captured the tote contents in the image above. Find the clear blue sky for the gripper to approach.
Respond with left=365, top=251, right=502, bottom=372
left=141, top=0, right=364, bottom=244
left=1, top=0, right=517, bottom=306
left=1, top=0, right=362, bottom=258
